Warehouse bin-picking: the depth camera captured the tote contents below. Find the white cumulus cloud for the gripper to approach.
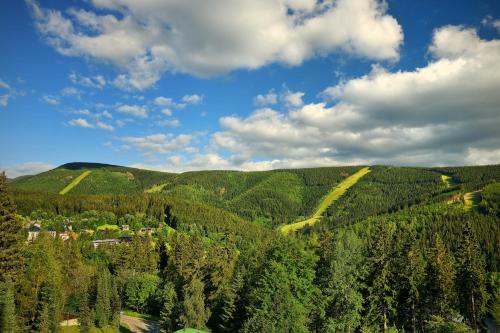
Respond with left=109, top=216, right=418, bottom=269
left=27, top=0, right=403, bottom=90
left=69, top=118, right=94, bottom=128
left=121, top=133, right=192, bottom=154
left=117, top=104, right=147, bottom=118
left=96, top=121, right=114, bottom=131
left=2, top=162, right=55, bottom=178
left=210, top=26, right=500, bottom=167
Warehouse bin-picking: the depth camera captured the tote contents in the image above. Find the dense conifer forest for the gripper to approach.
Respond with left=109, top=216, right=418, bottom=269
left=1, top=164, right=499, bottom=332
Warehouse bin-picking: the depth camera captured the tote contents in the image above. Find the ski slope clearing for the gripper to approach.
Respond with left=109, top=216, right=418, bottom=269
left=441, top=174, right=453, bottom=188
left=463, top=190, right=482, bottom=211
left=59, top=170, right=91, bottom=194
left=280, top=167, right=371, bottom=234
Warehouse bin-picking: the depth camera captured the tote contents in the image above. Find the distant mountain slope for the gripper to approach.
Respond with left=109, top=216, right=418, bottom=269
left=10, top=162, right=499, bottom=228
left=10, top=162, right=176, bottom=194
left=159, top=166, right=363, bottom=226
left=321, top=164, right=500, bottom=228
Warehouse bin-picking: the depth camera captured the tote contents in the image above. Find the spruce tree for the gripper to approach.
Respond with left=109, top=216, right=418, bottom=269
left=319, top=231, right=366, bottom=332
left=219, top=269, right=244, bottom=333
left=180, top=277, right=210, bottom=330
left=159, top=281, right=178, bottom=333
left=394, top=225, right=426, bottom=333
left=366, top=221, right=396, bottom=332
left=426, top=234, right=457, bottom=319
left=110, top=277, right=121, bottom=329
left=95, top=268, right=111, bottom=328
left=0, top=172, right=23, bottom=280
left=0, top=278, right=17, bottom=333
left=78, top=288, right=92, bottom=333
left=457, top=221, right=488, bottom=331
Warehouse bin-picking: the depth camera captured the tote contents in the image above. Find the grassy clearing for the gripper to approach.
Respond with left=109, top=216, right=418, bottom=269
left=96, top=224, right=120, bottom=231
left=441, top=174, right=453, bottom=188
left=59, top=170, right=92, bottom=195
left=60, top=325, right=131, bottom=333
left=70, top=170, right=137, bottom=195
left=463, top=190, right=482, bottom=211
left=122, top=309, right=160, bottom=321
left=144, top=182, right=169, bottom=193
left=280, top=167, right=370, bottom=234
left=11, top=168, right=83, bottom=193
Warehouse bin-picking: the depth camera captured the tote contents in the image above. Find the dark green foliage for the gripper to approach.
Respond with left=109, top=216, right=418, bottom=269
left=479, top=182, right=500, bottom=218
left=0, top=172, right=24, bottom=280
left=218, top=270, right=244, bottom=333
left=11, top=192, right=268, bottom=242
left=322, top=166, right=445, bottom=227
left=158, top=281, right=178, bottom=332
left=315, top=230, right=366, bottom=332
left=366, top=221, right=396, bottom=331
left=95, top=267, right=111, bottom=328
left=160, top=166, right=362, bottom=226
left=124, top=273, right=159, bottom=312
left=437, top=165, right=500, bottom=191
left=0, top=278, right=17, bottom=333
left=78, top=285, right=92, bottom=333
left=425, top=315, right=474, bottom=332
left=393, top=224, right=426, bottom=332
left=70, top=170, right=138, bottom=195
left=110, top=277, right=121, bottom=328
left=242, top=237, right=319, bottom=333
left=9, top=168, right=84, bottom=193
left=489, top=272, right=500, bottom=324
left=456, top=222, right=489, bottom=330
left=426, top=235, right=457, bottom=319
left=4, top=163, right=499, bottom=333
left=180, top=277, right=210, bottom=330
left=10, top=162, right=176, bottom=194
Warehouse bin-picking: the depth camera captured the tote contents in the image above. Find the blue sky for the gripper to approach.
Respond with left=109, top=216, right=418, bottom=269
left=1, top=0, right=500, bottom=177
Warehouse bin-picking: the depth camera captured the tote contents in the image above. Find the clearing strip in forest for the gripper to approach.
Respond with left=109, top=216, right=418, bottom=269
left=144, top=183, right=169, bottom=193
left=59, top=170, right=91, bottom=195
left=441, top=174, right=453, bottom=188
left=279, top=166, right=371, bottom=234
left=463, top=190, right=481, bottom=211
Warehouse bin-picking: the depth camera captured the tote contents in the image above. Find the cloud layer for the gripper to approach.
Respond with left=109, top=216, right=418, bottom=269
left=2, top=162, right=55, bottom=178
left=209, top=26, right=500, bottom=168
left=27, top=0, right=403, bottom=90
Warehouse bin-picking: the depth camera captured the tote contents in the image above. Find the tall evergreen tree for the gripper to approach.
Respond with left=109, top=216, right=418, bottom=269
left=0, top=172, right=24, bottom=280
left=95, top=267, right=111, bottom=328
left=318, top=230, right=366, bottom=332
left=242, top=237, right=318, bottom=333
left=242, top=261, right=310, bottom=333
left=0, top=278, right=17, bottom=333
left=110, top=277, right=121, bottom=329
left=366, top=221, right=396, bottom=332
left=78, top=286, right=92, bottom=333
left=394, top=224, right=426, bottom=333
left=35, top=282, right=59, bottom=333
left=159, top=281, right=178, bottom=333
left=180, top=277, right=210, bottom=330
left=219, top=269, right=245, bottom=333
left=426, top=234, right=457, bottom=319
left=456, top=221, right=489, bottom=331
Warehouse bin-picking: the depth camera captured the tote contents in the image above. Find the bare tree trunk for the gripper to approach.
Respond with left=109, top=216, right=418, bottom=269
left=471, top=291, right=478, bottom=333
left=383, top=307, right=388, bottom=332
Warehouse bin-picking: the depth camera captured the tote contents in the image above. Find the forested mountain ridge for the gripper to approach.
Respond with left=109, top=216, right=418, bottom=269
left=1, top=164, right=499, bottom=332
left=10, top=162, right=177, bottom=195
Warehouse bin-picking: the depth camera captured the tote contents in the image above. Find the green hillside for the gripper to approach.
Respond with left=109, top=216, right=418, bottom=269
left=280, top=166, right=371, bottom=234
left=10, top=162, right=176, bottom=195
left=157, top=166, right=363, bottom=226
left=4, top=164, right=500, bottom=333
